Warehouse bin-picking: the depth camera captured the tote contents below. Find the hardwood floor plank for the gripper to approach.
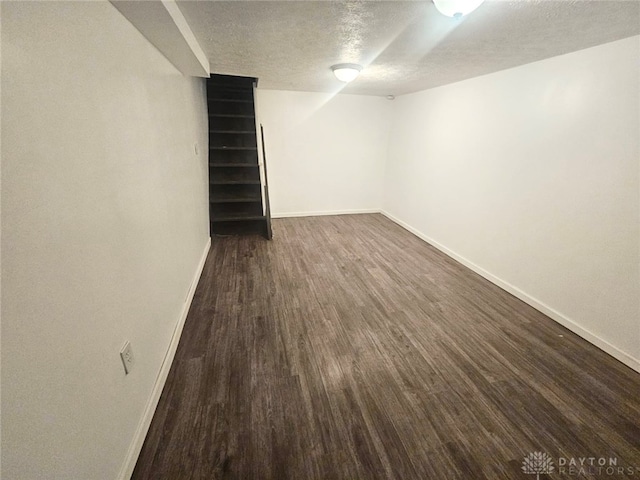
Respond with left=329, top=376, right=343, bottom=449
left=132, top=214, right=640, bottom=480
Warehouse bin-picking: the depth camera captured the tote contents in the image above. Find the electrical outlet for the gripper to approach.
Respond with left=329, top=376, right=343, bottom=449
left=120, top=341, right=134, bottom=375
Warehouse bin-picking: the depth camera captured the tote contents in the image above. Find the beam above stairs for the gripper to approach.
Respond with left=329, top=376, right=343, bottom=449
left=110, top=0, right=209, bottom=77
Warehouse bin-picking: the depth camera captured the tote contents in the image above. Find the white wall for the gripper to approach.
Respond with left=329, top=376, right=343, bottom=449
left=384, top=36, right=640, bottom=371
left=256, top=90, right=391, bottom=217
left=1, top=2, right=210, bottom=479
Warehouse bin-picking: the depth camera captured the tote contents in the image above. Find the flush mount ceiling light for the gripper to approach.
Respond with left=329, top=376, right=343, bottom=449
left=433, top=0, right=485, bottom=18
left=331, top=63, right=362, bottom=83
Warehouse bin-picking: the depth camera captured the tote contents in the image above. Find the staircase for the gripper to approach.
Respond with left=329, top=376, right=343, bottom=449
left=207, top=74, right=272, bottom=239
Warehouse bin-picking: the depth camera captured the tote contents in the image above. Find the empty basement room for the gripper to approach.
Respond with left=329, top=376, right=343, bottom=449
left=1, top=1, right=639, bottom=479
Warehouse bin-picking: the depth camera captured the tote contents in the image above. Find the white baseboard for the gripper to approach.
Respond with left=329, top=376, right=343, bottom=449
left=271, top=208, right=379, bottom=219
left=380, top=210, right=640, bottom=374
left=117, top=237, right=212, bottom=480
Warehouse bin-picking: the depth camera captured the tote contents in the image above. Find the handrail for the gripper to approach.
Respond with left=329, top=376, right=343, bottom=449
left=260, top=124, right=273, bottom=240
left=252, top=80, right=272, bottom=240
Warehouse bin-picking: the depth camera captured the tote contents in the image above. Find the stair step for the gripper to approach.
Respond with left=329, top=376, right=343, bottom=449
left=209, top=117, right=256, bottom=131
left=210, top=218, right=267, bottom=236
left=212, top=215, right=265, bottom=222
left=210, top=184, right=261, bottom=199
left=211, top=179, right=261, bottom=185
left=207, top=76, right=256, bottom=88
left=208, top=82, right=253, bottom=89
left=210, top=195, right=262, bottom=203
left=210, top=163, right=258, bottom=167
left=207, top=92, right=253, bottom=102
left=209, top=160, right=259, bottom=167
left=211, top=165, right=260, bottom=183
left=210, top=130, right=256, bottom=134
left=209, top=153, right=260, bottom=164
left=207, top=97, right=253, bottom=103
left=210, top=146, right=257, bottom=151
left=207, top=86, right=254, bottom=94
left=208, top=100, right=254, bottom=116
left=210, top=200, right=262, bottom=217
left=210, top=129, right=257, bottom=148
left=209, top=114, right=255, bottom=118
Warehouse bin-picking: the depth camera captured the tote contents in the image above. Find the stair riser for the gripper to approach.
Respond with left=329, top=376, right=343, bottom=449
left=209, top=149, right=258, bottom=164
left=208, top=90, right=253, bottom=101
left=208, top=101, right=254, bottom=116
left=211, top=166, right=260, bottom=183
left=211, top=184, right=261, bottom=200
left=210, top=132, right=257, bottom=148
left=209, top=116, right=256, bottom=131
left=207, top=76, right=255, bottom=89
left=210, top=202, right=262, bottom=217
left=211, top=219, right=267, bottom=236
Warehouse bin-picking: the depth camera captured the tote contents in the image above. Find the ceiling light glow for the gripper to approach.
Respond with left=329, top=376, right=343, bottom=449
left=331, top=64, right=362, bottom=83
left=433, top=0, right=485, bottom=18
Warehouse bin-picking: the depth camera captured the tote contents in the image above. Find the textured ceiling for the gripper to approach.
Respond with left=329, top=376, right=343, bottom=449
left=176, top=0, right=640, bottom=96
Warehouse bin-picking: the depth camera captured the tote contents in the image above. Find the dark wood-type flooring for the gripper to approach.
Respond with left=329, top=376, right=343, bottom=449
left=133, top=214, right=640, bottom=480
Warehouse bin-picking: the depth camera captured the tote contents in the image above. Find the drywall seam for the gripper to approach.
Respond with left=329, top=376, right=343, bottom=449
left=271, top=209, right=379, bottom=219
left=380, top=210, right=640, bottom=374
left=117, top=237, right=211, bottom=480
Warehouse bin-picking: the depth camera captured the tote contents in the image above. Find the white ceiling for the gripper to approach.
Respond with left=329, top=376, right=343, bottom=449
left=176, top=0, right=640, bottom=96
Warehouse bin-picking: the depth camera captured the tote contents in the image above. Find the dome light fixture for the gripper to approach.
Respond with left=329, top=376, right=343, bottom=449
left=331, top=63, right=362, bottom=83
left=433, top=0, right=485, bottom=18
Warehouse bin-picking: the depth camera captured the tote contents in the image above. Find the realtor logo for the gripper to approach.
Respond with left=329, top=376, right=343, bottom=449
left=522, top=452, right=555, bottom=479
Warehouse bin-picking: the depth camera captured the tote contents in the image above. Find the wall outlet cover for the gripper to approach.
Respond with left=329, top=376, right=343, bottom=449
left=120, top=341, right=134, bottom=375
